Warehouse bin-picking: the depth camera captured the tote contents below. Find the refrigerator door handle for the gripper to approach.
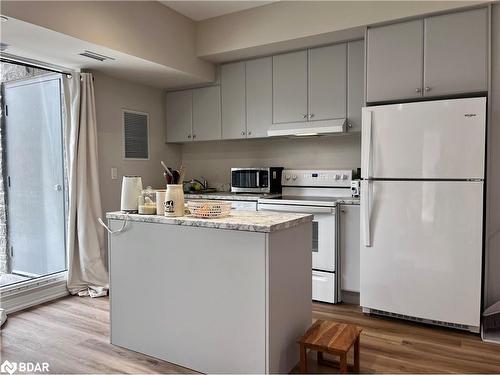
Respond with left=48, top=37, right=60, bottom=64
left=362, top=109, right=373, bottom=178
left=363, top=180, right=372, bottom=247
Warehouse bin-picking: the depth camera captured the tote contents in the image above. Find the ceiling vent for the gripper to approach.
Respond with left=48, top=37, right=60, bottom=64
left=78, top=50, right=115, bottom=62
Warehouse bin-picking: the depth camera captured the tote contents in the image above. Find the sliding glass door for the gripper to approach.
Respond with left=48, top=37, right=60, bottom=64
left=2, top=72, right=66, bottom=283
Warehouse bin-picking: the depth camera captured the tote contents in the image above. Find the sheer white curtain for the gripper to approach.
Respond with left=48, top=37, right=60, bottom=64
left=63, top=72, right=108, bottom=296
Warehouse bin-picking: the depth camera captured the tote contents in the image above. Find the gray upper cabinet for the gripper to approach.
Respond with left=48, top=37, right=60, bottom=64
left=366, top=19, right=424, bottom=103
left=192, top=86, right=221, bottom=141
left=347, top=40, right=364, bottom=132
left=423, top=8, right=488, bottom=96
left=221, top=62, right=246, bottom=139
left=246, top=57, right=273, bottom=138
left=308, top=44, right=347, bottom=121
left=273, top=50, right=308, bottom=124
left=166, top=90, right=192, bottom=143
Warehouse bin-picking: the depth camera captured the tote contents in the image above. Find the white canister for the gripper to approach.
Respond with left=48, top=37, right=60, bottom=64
left=164, top=184, right=185, bottom=217
left=156, top=190, right=166, bottom=215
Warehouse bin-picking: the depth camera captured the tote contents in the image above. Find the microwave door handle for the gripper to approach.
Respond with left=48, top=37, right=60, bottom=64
left=256, top=171, right=260, bottom=188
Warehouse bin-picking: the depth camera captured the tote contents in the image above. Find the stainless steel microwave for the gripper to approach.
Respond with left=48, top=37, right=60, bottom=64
left=231, top=167, right=283, bottom=193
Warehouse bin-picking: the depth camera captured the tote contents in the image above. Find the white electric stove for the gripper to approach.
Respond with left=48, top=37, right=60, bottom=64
left=258, top=169, right=356, bottom=304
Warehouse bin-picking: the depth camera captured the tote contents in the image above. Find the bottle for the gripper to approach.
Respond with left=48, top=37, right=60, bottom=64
left=164, top=184, right=184, bottom=217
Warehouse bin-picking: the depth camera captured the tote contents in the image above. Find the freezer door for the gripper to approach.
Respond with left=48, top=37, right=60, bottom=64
left=360, top=180, right=483, bottom=327
left=361, top=97, right=486, bottom=179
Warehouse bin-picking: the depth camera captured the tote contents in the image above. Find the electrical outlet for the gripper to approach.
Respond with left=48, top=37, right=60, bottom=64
left=111, top=167, right=118, bottom=180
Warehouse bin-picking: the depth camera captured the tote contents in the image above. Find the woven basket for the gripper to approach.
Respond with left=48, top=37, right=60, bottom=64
left=187, top=200, right=231, bottom=219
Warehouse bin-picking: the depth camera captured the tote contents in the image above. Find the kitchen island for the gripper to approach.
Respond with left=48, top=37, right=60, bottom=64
left=106, top=211, right=313, bottom=374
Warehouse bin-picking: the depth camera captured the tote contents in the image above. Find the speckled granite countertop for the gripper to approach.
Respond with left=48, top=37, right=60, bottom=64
left=184, top=192, right=281, bottom=201
left=106, top=211, right=312, bottom=233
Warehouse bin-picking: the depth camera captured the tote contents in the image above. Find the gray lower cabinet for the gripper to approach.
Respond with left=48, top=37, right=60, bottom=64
left=340, top=204, right=360, bottom=293
left=423, top=8, right=488, bottom=96
left=166, top=90, right=192, bottom=142
left=308, top=43, right=347, bottom=121
left=347, top=40, right=364, bottom=132
left=246, top=57, right=273, bottom=138
left=221, top=62, right=246, bottom=139
left=192, top=86, right=221, bottom=141
left=366, top=19, right=424, bottom=103
left=273, top=50, right=308, bottom=124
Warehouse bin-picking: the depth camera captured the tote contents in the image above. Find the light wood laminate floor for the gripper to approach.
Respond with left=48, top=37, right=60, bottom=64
left=1, top=296, right=499, bottom=373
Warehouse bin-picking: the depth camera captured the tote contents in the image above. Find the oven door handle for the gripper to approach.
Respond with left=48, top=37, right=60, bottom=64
left=258, top=203, right=333, bottom=214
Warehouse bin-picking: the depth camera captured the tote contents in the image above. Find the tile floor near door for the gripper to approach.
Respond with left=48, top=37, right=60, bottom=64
left=1, top=296, right=499, bottom=374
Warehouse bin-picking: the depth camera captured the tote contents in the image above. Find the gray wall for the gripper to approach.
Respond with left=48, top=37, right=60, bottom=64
left=485, top=4, right=500, bottom=307
left=93, top=71, right=181, bottom=216
left=181, top=134, right=361, bottom=189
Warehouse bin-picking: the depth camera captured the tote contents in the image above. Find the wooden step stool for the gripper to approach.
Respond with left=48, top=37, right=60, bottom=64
left=297, top=319, right=362, bottom=373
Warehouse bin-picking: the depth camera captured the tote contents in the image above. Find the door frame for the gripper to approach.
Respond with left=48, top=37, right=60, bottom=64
left=0, top=58, right=73, bottom=312
left=4, top=73, right=68, bottom=276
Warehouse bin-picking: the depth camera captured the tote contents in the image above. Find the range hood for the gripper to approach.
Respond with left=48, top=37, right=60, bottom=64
left=267, top=118, right=346, bottom=137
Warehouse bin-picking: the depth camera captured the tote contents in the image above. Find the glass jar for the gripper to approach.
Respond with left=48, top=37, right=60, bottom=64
left=138, top=186, right=157, bottom=215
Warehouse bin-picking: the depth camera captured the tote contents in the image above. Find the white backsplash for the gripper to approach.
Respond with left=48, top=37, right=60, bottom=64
left=181, top=134, right=361, bottom=187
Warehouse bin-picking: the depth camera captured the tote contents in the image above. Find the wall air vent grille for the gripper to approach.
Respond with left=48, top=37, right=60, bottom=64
left=78, top=50, right=115, bottom=62
left=123, top=110, right=149, bottom=160
left=369, top=308, right=473, bottom=332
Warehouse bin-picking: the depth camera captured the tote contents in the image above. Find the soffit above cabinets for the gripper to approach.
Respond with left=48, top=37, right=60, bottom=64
left=0, top=17, right=207, bottom=89
left=160, top=1, right=276, bottom=21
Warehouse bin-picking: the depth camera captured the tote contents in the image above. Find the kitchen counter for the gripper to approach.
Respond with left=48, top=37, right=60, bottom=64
left=184, top=191, right=281, bottom=201
left=107, top=209, right=312, bottom=373
left=106, top=210, right=312, bottom=233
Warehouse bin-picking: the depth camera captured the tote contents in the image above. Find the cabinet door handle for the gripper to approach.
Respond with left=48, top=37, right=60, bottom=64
left=192, top=134, right=196, bottom=139
left=241, top=130, right=246, bottom=136
left=303, top=114, right=307, bottom=119
left=247, top=130, right=252, bottom=135
left=309, top=114, right=315, bottom=119
left=415, top=88, right=422, bottom=93
left=425, top=86, right=431, bottom=92
left=187, top=134, right=192, bottom=139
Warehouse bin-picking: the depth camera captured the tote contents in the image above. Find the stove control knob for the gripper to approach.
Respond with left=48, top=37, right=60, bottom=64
left=341, top=174, right=347, bottom=180
left=334, top=174, right=340, bottom=180
left=285, top=174, right=291, bottom=181
left=292, top=175, right=297, bottom=181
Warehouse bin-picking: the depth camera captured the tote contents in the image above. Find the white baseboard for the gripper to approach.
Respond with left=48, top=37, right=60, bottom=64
left=0, top=272, right=69, bottom=314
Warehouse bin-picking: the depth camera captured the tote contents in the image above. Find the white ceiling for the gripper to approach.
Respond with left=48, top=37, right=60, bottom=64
left=160, top=1, right=275, bottom=21
left=0, top=17, right=206, bottom=89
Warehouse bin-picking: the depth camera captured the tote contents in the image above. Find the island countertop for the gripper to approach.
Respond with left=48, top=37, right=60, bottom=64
left=106, top=210, right=312, bottom=233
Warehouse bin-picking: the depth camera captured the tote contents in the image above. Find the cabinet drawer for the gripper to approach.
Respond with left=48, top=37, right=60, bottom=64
left=312, top=270, right=336, bottom=303
left=186, top=198, right=257, bottom=211
left=227, top=201, right=257, bottom=211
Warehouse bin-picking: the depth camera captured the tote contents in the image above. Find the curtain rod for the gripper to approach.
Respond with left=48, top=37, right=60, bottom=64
left=0, top=56, right=73, bottom=77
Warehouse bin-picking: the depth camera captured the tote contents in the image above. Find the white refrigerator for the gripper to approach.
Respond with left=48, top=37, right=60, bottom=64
left=360, top=97, right=485, bottom=332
